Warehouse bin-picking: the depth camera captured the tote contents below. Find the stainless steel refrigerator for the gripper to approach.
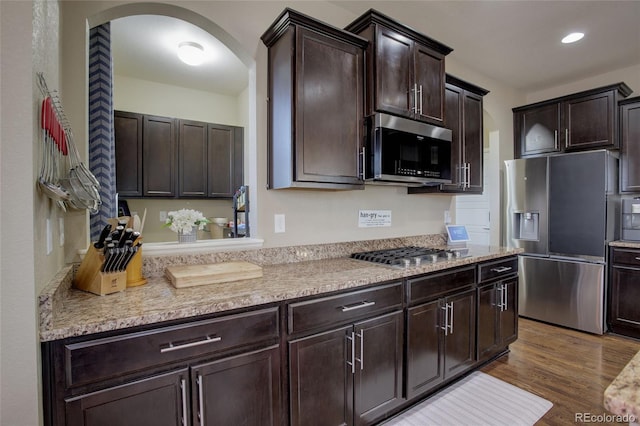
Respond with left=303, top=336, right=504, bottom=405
left=504, top=150, right=619, bottom=334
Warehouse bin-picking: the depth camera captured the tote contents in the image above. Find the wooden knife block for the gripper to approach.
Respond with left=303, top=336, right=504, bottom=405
left=126, top=246, right=147, bottom=287
left=73, top=245, right=127, bottom=296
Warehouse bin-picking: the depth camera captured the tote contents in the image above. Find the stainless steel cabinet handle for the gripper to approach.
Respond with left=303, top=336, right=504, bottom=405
left=496, top=285, right=505, bottom=311
left=160, top=336, right=222, bottom=353
left=554, top=130, right=558, bottom=150
left=180, top=379, right=187, bottom=426
left=466, top=163, right=471, bottom=189
left=565, top=128, right=569, bottom=149
left=448, top=302, right=454, bottom=335
left=503, top=284, right=508, bottom=312
left=418, top=84, right=423, bottom=115
left=441, top=304, right=449, bottom=336
left=490, top=266, right=513, bottom=273
left=355, top=330, right=364, bottom=371
left=197, top=374, right=205, bottom=423
left=346, top=332, right=355, bottom=374
left=341, top=301, right=375, bottom=312
left=635, top=257, right=640, bottom=261
left=360, top=146, right=366, bottom=180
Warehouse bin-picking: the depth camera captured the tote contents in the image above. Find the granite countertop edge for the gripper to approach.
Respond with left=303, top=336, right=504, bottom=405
left=604, top=349, right=640, bottom=422
left=610, top=240, right=640, bottom=249
left=39, top=242, right=521, bottom=342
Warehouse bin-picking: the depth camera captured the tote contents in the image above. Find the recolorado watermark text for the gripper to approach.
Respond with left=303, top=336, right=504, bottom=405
left=575, top=412, right=637, bottom=423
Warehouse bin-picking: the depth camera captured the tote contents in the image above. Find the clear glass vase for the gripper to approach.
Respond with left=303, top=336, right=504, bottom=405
left=177, top=227, right=197, bottom=243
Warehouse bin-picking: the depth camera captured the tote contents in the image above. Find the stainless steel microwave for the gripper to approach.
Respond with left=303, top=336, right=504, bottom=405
left=365, top=113, right=452, bottom=186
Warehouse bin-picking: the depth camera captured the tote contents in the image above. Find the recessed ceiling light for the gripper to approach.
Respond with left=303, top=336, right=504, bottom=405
left=562, top=32, right=584, bottom=44
left=177, top=41, right=205, bottom=66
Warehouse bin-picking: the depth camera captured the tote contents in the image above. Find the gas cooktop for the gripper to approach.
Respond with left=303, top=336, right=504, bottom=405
left=350, top=246, right=467, bottom=268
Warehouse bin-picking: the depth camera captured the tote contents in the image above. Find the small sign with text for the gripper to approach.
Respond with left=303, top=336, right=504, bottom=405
left=358, top=210, right=392, bottom=228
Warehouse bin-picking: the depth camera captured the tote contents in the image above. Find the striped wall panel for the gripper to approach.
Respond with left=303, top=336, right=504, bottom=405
left=88, top=23, right=117, bottom=240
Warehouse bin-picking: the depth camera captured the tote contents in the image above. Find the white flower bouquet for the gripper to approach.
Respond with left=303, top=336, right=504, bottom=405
left=164, top=209, right=210, bottom=234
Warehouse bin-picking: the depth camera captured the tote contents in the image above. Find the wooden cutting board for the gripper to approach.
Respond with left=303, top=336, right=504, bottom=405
left=165, top=261, right=263, bottom=288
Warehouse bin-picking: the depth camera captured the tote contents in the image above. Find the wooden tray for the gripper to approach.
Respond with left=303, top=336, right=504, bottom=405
left=165, top=261, right=263, bottom=288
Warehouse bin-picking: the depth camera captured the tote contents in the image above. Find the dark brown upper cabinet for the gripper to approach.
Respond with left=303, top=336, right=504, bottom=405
left=115, top=111, right=243, bottom=199
left=410, top=75, right=488, bottom=195
left=619, top=96, right=640, bottom=193
left=345, top=9, right=453, bottom=126
left=114, top=111, right=143, bottom=197
left=143, top=115, right=176, bottom=197
left=513, top=82, right=632, bottom=158
left=261, top=8, right=368, bottom=190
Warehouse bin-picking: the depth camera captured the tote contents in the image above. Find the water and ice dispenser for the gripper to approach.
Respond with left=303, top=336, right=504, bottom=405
left=513, top=212, right=539, bottom=241
left=622, top=198, right=640, bottom=241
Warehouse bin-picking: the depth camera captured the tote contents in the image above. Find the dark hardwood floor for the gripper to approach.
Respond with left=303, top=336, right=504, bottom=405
left=482, top=317, right=640, bottom=425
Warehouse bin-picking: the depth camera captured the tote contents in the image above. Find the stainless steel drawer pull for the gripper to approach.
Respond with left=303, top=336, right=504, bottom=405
left=490, top=266, right=513, bottom=273
left=197, top=374, right=205, bottom=423
left=160, top=336, right=222, bottom=353
left=341, top=301, right=376, bottom=312
left=635, top=257, right=640, bottom=261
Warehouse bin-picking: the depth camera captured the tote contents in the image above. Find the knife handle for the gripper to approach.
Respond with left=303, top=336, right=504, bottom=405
left=94, top=224, right=112, bottom=249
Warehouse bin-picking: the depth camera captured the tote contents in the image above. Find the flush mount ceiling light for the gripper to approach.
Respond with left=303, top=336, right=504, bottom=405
left=561, top=32, right=585, bottom=44
left=177, top=41, right=205, bottom=66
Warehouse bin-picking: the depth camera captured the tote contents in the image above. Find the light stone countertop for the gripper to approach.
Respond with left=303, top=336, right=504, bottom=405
left=610, top=241, right=640, bottom=250
left=604, top=349, right=640, bottom=423
left=39, top=238, right=521, bottom=342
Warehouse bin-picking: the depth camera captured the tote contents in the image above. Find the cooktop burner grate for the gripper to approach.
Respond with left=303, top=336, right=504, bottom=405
left=350, top=246, right=445, bottom=266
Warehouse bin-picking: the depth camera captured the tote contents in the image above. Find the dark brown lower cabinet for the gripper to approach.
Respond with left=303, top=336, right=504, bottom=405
left=477, top=278, right=518, bottom=361
left=289, top=311, right=404, bottom=426
left=65, top=368, right=188, bottom=426
left=608, top=247, right=640, bottom=339
left=406, top=288, right=476, bottom=399
left=63, top=346, right=280, bottom=426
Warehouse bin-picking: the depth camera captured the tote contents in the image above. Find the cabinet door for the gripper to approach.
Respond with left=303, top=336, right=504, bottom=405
left=564, top=90, right=615, bottom=150
left=609, top=266, right=640, bottom=338
left=463, top=91, right=484, bottom=192
left=406, top=300, right=443, bottom=399
left=143, top=115, right=176, bottom=197
left=114, top=111, right=143, bottom=197
left=192, top=345, right=281, bottom=426
left=65, top=368, right=188, bottom=426
left=178, top=120, right=207, bottom=197
left=375, top=26, right=413, bottom=118
left=443, top=289, right=476, bottom=379
left=207, top=124, right=235, bottom=198
left=443, top=83, right=463, bottom=188
left=289, top=326, right=353, bottom=426
left=499, top=278, right=518, bottom=347
left=620, top=100, right=640, bottom=192
left=353, top=311, right=404, bottom=426
left=295, top=27, right=364, bottom=186
left=516, top=103, right=561, bottom=157
left=477, top=284, right=499, bottom=361
left=413, top=42, right=445, bottom=125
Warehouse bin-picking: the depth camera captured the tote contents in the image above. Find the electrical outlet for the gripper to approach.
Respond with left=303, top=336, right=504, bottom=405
left=274, top=214, right=286, bottom=233
left=160, top=211, right=167, bottom=222
left=59, top=217, right=65, bottom=246
left=46, top=218, right=53, bottom=255
left=444, top=210, right=451, bottom=224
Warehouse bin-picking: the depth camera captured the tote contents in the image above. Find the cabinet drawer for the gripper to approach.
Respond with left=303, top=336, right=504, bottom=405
left=408, top=266, right=476, bottom=305
left=612, top=248, right=640, bottom=268
left=64, top=307, right=279, bottom=389
left=478, top=257, right=519, bottom=283
left=287, top=282, right=402, bottom=334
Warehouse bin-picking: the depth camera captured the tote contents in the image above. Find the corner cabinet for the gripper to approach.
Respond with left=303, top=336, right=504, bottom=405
left=42, top=307, right=281, bottom=426
left=261, top=8, right=367, bottom=190
left=409, top=75, right=488, bottom=195
left=513, top=82, right=632, bottom=158
left=345, top=9, right=452, bottom=126
left=619, top=97, right=640, bottom=193
left=608, top=247, right=640, bottom=339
